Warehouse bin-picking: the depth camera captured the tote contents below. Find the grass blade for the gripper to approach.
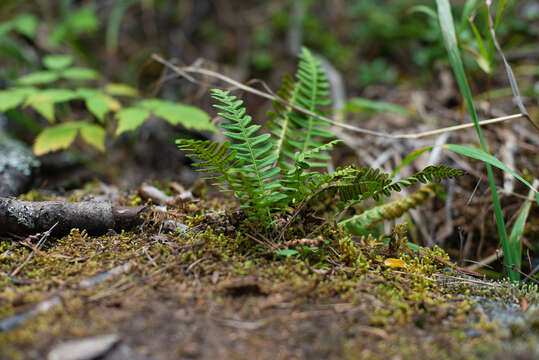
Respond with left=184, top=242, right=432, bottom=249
left=436, top=0, right=518, bottom=281
left=508, top=187, right=534, bottom=270
left=442, top=144, right=538, bottom=198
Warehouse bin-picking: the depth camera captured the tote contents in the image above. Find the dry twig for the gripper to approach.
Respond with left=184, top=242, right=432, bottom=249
left=10, top=222, right=58, bottom=277
left=152, top=54, right=529, bottom=140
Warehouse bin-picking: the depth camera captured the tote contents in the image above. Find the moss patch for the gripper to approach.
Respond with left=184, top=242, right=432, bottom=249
left=0, top=189, right=537, bottom=359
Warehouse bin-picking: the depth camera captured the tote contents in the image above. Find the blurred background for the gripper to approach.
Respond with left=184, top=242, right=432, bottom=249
left=0, top=0, right=538, bottom=275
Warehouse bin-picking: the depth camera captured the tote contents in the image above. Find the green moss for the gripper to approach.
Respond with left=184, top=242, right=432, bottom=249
left=1, top=186, right=537, bottom=359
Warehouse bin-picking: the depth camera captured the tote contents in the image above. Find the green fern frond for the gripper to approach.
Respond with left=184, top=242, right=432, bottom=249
left=339, top=184, right=439, bottom=234
left=295, top=139, right=343, bottom=170
left=290, top=48, right=334, bottom=162
left=333, top=167, right=393, bottom=202
left=176, top=139, right=241, bottom=189
left=177, top=50, right=464, bottom=235
left=384, top=165, right=463, bottom=194
left=211, top=89, right=287, bottom=219
left=268, top=48, right=334, bottom=169
left=267, top=73, right=300, bottom=168
left=281, top=140, right=343, bottom=203
left=312, top=166, right=392, bottom=203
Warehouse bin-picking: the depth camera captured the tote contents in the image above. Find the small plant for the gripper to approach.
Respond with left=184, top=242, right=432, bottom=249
left=433, top=0, right=538, bottom=281
left=0, top=53, right=215, bottom=155
left=0, top=4, right=216, bottom=156
left=178, top=48, right=463, bottom=239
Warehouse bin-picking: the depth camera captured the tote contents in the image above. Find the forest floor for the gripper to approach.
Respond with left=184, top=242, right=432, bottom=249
left=0, top=53, right=538, bottom=359
left=0, top=182, right=538, bottom=360
left=1, top=1, right=539, bottom=356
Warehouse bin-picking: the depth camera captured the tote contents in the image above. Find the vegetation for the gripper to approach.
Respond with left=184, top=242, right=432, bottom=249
left=0, top=0, right=538, bottom=358
left=0, top=51, right=215, bottom=155
left=178, top=48, right=462, bottom=238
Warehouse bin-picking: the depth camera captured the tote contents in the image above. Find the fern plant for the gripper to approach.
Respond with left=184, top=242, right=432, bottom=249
left=267, top=48, right=334, bottom=168
left=177, top=47, right=463, bottom=237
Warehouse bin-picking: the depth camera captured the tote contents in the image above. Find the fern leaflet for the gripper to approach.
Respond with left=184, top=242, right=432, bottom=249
left=339, top=184, right=439, bottom=234
left=176, top=139, right=242, bottom=191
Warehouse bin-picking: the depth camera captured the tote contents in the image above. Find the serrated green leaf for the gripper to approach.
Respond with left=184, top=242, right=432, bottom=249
left=25, top=89, right=79, bottom=106
left=13, top=14, right=38, bottom=38
left=43, top=54, right=73, bottom=70
left=105, top=83, right=138, bottom=97
left=78, top=89, right=113, bottom=123
left=79, top=123, right=106, bottom=151
left=17, top=71, right=59, bottom=85
left=0, top=87, right=36, bottom=111
left=0, top=91, right=25, bottom=112
left=23, top=88, right=78, bottom=123
left=62, top=67, right=99, bottom=80
left=33, top=122, right=81, bottom=155
left=30, top=102, right=55, bottom=122
left=87, top=97, right=109, bottom=122
left=140, top=99, right=216, bottom=132
left=115, top=107, right=150, bottom=135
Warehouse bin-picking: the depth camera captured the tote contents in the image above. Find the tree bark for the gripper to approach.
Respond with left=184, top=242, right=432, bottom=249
left=0, top=197, right=147, bottom=236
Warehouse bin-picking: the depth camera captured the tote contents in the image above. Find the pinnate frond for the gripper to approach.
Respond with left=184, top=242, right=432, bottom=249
left=176, top=139, right=241, bottom=190
left=340, top=184, right=439, bottom=234
left=268, top=48, right=334, bottom=169
left=312, top=166, right=393, bottom=203
left=281, top=140, right=343, bottom=203
left=211, top=89, right=287, bottom=218
left=267, top=73, right=300, bottom=168
left=383, top=165, right=463, bottom=194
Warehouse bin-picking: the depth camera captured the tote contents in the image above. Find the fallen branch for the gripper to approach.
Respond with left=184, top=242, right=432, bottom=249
left=0, top=197, right=148, bottom=237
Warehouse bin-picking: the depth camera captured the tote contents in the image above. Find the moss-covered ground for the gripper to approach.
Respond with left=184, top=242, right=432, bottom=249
left=0, top=187, right=538, bottom=360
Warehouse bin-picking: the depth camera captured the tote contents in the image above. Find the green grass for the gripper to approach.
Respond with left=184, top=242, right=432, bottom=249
left=435, top=0, right=531, bottom=282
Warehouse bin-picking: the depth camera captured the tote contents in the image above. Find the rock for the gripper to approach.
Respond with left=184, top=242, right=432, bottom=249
left=47, top=334, right=120, bottom=360
left=0, top=128, right=40, bottom=196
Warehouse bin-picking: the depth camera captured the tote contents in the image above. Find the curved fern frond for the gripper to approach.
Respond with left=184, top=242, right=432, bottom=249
left=291, top=48, right=333, bottom=161
left=211, top=89, right=286, bottom=219
left=176, top=139, right=240, bottom=185
left=384, top=165, right=463, bottom=194
left=339, top=184, right=439, bottom=234
left=295, top=139, right=343, bottom=170
left=333, top=167, right=392, bottom=202
left=281, top=140, right=343, bottom=203
left=312, top=166, right=393, bottom=203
